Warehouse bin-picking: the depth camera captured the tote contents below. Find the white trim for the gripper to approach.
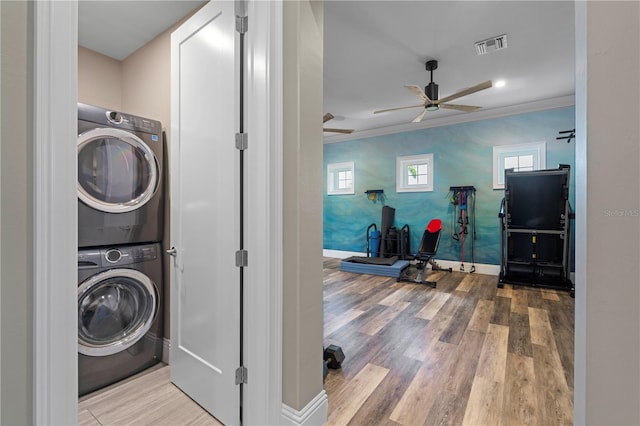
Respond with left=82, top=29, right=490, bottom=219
left=323, top=251, right=574, bottom=284
left=323, top=250, right=500, bottom=275
left=324, top=95, right=575, bottom=144
left=433, top=260, right=500, bottom=276
left=33, top=1, right=78, bottom=424
left=396, top=153, right=434, bottom=193
left=323, top=249, right=367, bottom=258
left=492, top=141, right=546, bottom=189
left=327, top=161, right=355, bottom=195
left=281, top=391, right=328, bottom=426
left=244, top=1, right=283, bottom=424
left=574, top=4, right=586, bottom=422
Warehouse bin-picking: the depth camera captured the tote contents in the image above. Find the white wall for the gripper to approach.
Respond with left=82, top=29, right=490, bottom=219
left=575, top=2, right=640, bottom=424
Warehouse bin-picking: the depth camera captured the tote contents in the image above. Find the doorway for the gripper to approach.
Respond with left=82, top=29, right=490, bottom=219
left=27, top=1, right=283, bottom=424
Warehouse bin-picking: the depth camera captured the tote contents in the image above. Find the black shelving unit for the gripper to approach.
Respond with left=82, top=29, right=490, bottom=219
left=498, top=165, right=575, bottom=296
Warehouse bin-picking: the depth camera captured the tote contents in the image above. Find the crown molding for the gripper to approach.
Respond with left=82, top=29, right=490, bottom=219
left=323, top=95, right=575, bottom=144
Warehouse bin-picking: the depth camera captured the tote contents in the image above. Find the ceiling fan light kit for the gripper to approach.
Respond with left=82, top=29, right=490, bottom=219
left=374, top=59, right=493, bottom=123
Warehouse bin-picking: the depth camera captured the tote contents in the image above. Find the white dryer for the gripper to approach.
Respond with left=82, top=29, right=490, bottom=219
left=77, top=103, right=164, bottom=247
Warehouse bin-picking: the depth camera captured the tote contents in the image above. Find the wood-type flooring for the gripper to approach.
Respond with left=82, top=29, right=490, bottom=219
left=78, top=258, right=573, bottom=425
left=323, top=257, right=574, bottom=426
left=78, top=364, right=222, bottom=425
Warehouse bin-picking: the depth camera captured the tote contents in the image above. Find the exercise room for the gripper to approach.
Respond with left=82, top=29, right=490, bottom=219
left=321, top=2, right=575, bottom=424
left=5, top=1, right=640, bottom=425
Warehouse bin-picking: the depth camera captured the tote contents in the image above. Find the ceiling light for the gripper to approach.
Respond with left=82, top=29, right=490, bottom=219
left=426, top=104, right=439, bottom=112
left=495, top=80, right=506, bottom=88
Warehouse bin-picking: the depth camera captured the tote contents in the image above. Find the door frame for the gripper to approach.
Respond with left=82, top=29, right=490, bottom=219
left=32, top=1, right=283, bottom=424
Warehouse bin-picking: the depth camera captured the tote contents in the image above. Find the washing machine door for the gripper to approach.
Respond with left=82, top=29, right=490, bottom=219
left=78, top=269, right=158, bottom=357
left=77, top=127, right=159, bottom=214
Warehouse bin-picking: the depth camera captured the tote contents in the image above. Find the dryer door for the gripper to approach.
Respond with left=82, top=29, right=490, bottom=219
left=77, top=127, right=159, bottom=214
left=78, top=268, right=158, bottom=357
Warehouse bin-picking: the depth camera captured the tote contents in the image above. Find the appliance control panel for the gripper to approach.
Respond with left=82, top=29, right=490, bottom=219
left=78, top=244, right=158, bottom=268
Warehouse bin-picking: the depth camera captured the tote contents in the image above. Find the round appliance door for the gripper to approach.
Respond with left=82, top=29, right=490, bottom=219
left=78, top=269, right=158, bottom=357
left=77, top=127, right=159, bottom=214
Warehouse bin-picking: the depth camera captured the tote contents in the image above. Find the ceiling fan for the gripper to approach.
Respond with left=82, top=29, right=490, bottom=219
left=323, top=113, right=354, bottom=134
left=374, top=60, right=493, bottom=123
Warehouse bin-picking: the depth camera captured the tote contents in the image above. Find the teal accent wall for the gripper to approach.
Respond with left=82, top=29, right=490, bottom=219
left=323, top=107, right=575, bottom=265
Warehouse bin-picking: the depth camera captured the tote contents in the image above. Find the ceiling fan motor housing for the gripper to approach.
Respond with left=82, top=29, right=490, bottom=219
left=425, top=60, right=439, bottom=107
left=425, top=82, right=439, bottom=102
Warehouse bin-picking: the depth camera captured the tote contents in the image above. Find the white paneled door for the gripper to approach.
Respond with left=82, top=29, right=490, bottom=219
left=169, top=1, right=242, bottom=424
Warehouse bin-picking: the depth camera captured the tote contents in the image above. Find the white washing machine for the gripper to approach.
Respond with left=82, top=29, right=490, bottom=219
left=78, top=243, right=163, bottom=396
left=77, top=103, right=164, bottom=248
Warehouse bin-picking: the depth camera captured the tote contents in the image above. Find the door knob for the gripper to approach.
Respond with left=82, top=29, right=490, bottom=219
left=166, top=247, right=177, bottom=257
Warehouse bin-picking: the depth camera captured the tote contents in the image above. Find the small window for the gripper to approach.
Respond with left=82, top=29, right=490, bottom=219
left=396, top=154, right=434, bottom=192
left=493, top=142, right=546, bottom=189
left=327, top=162, right=355, bottom=195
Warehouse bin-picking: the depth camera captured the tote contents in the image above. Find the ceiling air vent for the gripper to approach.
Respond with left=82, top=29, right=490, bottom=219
left=475, top=34, right=508, bottom=55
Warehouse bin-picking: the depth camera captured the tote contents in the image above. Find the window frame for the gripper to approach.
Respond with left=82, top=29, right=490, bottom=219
left=493, top=142, right=546, bottom=189
left=396, top=153, right=434, bottom=193
left=327, top=161, right=355, bottom=195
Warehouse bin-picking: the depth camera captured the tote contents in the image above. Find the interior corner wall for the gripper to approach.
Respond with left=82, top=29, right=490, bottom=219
left=78, top=46, right=122, bottom=110
left=282, top=0, right=325, bottom=411
left=0, top=1, right=34, bottom=424
left=323, top=107, right=576, bottom=266
left=77, top=8, right=198, bottom=342
left=575, top=2, right=640, bottom=424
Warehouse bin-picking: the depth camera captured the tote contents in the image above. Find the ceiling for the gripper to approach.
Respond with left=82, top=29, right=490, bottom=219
left=323, top=1, right=575, bottom=141
left=78, top=1, right=575, bottom=141
left=78, top=1, right=206, bottom=61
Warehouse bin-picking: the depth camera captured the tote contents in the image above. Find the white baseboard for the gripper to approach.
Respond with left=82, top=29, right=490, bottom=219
left=162, top=338, right=170, bottom=364
left=433, top=259, right=500, bottom=276
left=323, top=249, right=500, bottom=276
left=323, top=249, right=366, bottom=259
left=281, top=390, right=328, bottom=426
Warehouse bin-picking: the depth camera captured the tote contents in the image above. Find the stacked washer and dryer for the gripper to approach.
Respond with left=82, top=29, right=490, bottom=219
left=77, top=103, right=165, bottom=396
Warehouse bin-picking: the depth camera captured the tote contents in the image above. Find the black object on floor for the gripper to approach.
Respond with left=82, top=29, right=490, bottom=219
left=343, top=256, right=398, bottom=266
left=322, top=344, right=345, bottom=383
left=498, top=165, right=575, bottom=296
left=398, top=218, right=451, bottom=288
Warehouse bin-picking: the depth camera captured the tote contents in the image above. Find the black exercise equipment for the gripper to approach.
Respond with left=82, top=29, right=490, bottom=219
left=322, top=344, right=345, bottom=382
left=379, top=205, right=395, bottom=258
left=362, top=205, right=411, bottom=260
left=498, top=165, right=575, bottom=296
left=324, top=345, right=345, bottom=368
left=398, top=218, right=452, bottom=288
left=556, top=129, right=575, bottom=143
left=449, top=186, right=477, bottom=272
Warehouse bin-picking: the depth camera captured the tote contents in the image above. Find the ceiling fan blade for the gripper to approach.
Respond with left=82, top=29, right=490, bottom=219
left=374, top=103, right=426, bottom=114
left=412, top=109, right=427, bottom=123
left=323, top=128, right=354, bottom=134
left=439, top=103, right=482, bottom=112
left=405, top=84, right=431, bottom=103
left=436, top=80, right=493, bottom=105
left=323, top=113, right=335, bottom=123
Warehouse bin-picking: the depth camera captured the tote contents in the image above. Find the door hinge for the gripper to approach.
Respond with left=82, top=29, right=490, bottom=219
left=235, top=366, right=248, bottom=385
left=235, top=133, right=248, bottom=150
left=235, top=249, right=248, bottom=267
left=235, top=16, right=248, bottom=34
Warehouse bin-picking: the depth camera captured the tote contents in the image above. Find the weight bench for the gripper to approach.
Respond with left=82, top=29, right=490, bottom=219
left=398, top=218, right=452, bottom=288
